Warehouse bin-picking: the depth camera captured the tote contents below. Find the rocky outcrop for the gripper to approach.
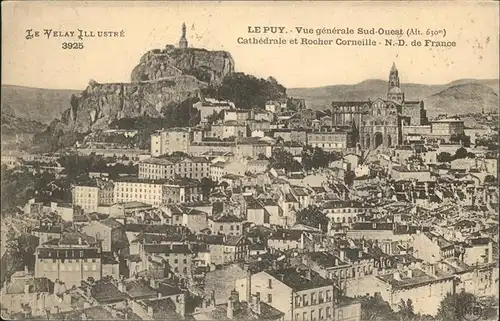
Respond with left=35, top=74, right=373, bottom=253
left=131, top=45, right=234, bottom=84
left=31, top=44, right=235, bottom=151
left=60, top=75, right=208, bottom=133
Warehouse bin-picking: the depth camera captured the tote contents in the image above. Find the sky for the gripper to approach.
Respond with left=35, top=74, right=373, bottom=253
left=2, top=1, right=499, bottom=90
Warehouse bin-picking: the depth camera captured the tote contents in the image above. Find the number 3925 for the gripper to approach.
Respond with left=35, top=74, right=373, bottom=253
left=62, top=42, right=84, bottom=49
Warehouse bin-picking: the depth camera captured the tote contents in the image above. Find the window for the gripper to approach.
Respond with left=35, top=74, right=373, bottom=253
left=183, top=267, right=187, bottom=273
left=174, top=259, right=178, bottom=264
left=268, top=294, right=272, bottom=303
left=183, top=259, right=187, bottom=264
left=311, top=310, right=315, bottom=321
left=268, top=279, right=272, bottom=289
left=303, top=312, right=308, bottom=321
left=319, top=308, right=323, bottom=320
left=295, top=296, right=301, bottom=308
left=295, top=314, right=300, bottom=321
left=311, top=292, right=317, bottom=304
left=326, top=307, right=331, bottom=318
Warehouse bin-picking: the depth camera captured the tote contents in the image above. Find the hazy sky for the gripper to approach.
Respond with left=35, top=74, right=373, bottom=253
left=2, top=1, right=499, bottom=90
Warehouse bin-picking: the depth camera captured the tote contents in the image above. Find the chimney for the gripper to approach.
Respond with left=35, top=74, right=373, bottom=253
left=429, top=265, right=436, bottom=277
left=488, top=241, right=493, bottom=263
left=24, top=265, right=28, bottom=274
left=78, top=237, right=82, bottom=245
left=358, top=250, right=363, bottom=259
left=24, top=284, right=30, bottom=294
left=339, top=250, right=345, bottom=262
left=227, top=298, right=234, bottom=319
left=305, top=269, right=311, bottom=280
left=150, top=278, right=157, bottom=289
left=157, top=292, right=162, bottom=299
left=118, top=280, right=125, bottom=292
left=230, top=288, right=239, bottom=303
left=246, top=269, right=252, bottom=303
left=211, top=290, right=216, bottom=306
left=407, top=270, right=413, bottom=278
left=147, top=305, right=154, bottom=317
left=334, top=257, right=339, bottom=266
left=393, top=272, right=401, bottom=281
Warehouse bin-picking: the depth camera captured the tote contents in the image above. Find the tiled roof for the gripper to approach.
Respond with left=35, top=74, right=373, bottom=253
left=5, top=277, right=54, bottom=295
left=266, top=267, right=334, bottom=291
left=307, top=252, right=348, bottom=268
left=124, top=279, right=157, bottom=299
left=90, top=279, right=127, bottom=304
left=98, top=218, right=123, bottom=229
left=225, top=235, right=246, bottom=246
left=144, top=244, right=192, bottom=254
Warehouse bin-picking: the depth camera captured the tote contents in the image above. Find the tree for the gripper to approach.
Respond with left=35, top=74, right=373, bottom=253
left=454, top=147, right=468, bottom=159
left=344, top=170, right=356, bottom=187
left=436, top=291, right=476, bottom=321
left=360, top=293, right=398, bottom=321
left=437, top=152, right=453, bottom=163
left=269, top=149, right=302, bottom=173
left=211, top=72, right=287, bottom=109
left=200, top=178, right=217, bottom=199
left=397, top=299, right=415, bottom=321
left=484, top=175, right=497, bottom=185
left=295, top=205, right=328, bottom=232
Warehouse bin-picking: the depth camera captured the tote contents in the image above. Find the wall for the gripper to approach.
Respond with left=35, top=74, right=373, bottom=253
left=412, top=234, right=440, bottom=263
left=236, top=271, right=294, bottom=320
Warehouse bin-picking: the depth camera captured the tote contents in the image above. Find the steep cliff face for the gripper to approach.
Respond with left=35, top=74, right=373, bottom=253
left=60, top=76, right=208, bottom=133
left=31, top=44, right=235, bottom=151
left=131, top=45, right=235, bottom=84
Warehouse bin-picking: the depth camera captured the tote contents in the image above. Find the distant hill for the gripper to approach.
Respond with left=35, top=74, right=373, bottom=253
left=1, top=113, right=46, bottom=134
left=287, top=79, right=499, bottom=118
left=1, top=85, right=80, bottom=124
left=424, top=83, right=499, bottom=117
left=0, top=112, right=46, bottom=151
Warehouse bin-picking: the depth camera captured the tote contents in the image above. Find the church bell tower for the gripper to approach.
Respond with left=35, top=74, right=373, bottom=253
left=387, top=62, right=404, bottom=104
left=179, top=22, right=188, bottom=49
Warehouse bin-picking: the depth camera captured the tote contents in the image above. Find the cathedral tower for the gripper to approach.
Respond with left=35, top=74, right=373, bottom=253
left=179, top=22, right=188, bottom=49
left=387, top=62, right=404, bottom=104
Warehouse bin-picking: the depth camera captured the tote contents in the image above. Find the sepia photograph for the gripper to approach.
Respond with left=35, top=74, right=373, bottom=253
left=1, top=1, right=499, bottom=321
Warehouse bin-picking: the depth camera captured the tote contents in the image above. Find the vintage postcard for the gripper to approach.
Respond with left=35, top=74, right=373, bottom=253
left=1, top=1, right=499, bottom=321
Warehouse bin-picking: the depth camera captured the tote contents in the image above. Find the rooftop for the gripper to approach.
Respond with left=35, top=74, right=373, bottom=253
left=90, top=279, right=127, bottom=304
left=5, top=276, right=54, bottom=295
left=377, top=269, right=454, bottom=289
left=265, top=267, right=334, bottom=291
left=307, top=252, right=348, bottom=268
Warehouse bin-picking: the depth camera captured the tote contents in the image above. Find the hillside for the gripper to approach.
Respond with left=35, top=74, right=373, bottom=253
left=1, top=85, right=80, bottom=124
left=423, top=83, right=499, bottom=117
left=288, top=79, right=499, bottom=117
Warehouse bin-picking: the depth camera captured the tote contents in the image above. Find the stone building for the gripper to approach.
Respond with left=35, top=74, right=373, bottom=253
left=331, top=63, right=428, bottom=150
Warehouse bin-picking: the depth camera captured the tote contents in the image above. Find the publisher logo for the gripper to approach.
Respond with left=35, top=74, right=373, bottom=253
left=462, top=301, right=483, bottom=321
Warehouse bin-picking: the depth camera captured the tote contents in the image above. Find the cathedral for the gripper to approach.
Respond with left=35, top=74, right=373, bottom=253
left=331, top=63, right=427, bottom=150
